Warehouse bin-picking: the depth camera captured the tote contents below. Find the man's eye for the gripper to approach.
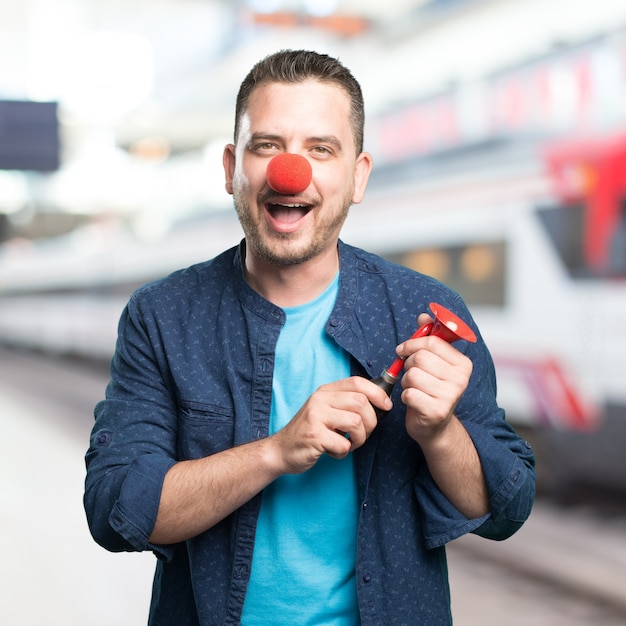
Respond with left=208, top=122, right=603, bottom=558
left=253, top=143, right=277, bottom=153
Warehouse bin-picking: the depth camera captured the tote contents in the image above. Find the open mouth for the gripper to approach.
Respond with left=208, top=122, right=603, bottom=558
left=265, top=202, right=312, bottom=230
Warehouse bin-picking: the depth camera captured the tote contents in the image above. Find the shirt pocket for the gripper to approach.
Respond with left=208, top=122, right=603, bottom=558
left=178, top=398, right=235, bottom=459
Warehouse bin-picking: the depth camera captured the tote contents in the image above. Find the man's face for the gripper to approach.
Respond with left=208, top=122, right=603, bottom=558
left=223, top=79, right=372, bottom=267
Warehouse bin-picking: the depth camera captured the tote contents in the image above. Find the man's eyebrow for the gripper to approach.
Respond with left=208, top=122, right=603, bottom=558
left=309, top=135, right=343, bottom=150
left=247, top=132, right=282, bottom=147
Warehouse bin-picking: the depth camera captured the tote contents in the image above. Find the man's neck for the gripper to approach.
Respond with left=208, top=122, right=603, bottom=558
left=244, top=245, right=340, bottom=308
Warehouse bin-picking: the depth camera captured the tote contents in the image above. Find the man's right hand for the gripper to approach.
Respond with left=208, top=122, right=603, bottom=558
left=150, top=377, right=390, bottom=545
left=269, top=376, right=391, bottom=474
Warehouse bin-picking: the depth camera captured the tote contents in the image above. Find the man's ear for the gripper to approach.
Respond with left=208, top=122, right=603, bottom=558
left=351, top=151, right=373, bottom=205
left=223, top=144, right=236, bottom=195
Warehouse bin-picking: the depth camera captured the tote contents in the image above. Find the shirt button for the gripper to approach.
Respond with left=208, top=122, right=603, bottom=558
left=329, top=318, right=339, bottom=327
left=363, top=573, right=371, bottom=583
left=96, top=431, right=111, bottom=445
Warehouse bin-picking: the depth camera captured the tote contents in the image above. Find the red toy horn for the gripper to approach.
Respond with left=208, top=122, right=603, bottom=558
left=386, top=302, right=476, bottom=377
left=266, top=153, right=312, bottom=195
left=371, top=302, right=477, bottom=420
left=428, top=302, right=477, bottom=344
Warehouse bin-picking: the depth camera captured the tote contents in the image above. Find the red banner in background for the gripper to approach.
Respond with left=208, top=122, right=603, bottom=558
left=369, top=31, right=626, bottom=164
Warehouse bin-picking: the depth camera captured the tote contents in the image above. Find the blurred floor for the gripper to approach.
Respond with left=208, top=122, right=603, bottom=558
left=0, top=380, right=154, bottom=626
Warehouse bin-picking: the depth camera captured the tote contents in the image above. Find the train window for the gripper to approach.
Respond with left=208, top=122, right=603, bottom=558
left=385, top=241, right=507, bottom=307
left=401, top=249, right=451, bottom=283
left=536, top=201, right=626, bottom=279
left=535, top=203, right=586, bottom=276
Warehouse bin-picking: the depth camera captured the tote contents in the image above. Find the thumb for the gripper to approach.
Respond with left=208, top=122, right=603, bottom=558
left=416, top=312, right=433, bottom=328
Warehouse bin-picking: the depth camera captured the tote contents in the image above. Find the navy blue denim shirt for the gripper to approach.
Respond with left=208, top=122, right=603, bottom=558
left=84, top=240, right=535, bottom=626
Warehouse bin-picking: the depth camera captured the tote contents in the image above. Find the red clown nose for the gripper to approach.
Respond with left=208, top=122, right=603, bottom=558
left=266, top=153, right=312, bottom=195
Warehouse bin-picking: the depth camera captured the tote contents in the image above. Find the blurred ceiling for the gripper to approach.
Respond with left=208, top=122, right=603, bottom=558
left=0, top=0, right=428, bottom=153
left=4, top=0, right=626, bottom=152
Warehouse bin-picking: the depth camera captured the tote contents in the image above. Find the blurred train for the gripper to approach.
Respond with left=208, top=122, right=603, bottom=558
left=0, top=133, right=625, bottom=497
left=354, top=135, right=626, bottom=497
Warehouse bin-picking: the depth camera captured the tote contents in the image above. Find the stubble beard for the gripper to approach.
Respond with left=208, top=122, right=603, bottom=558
left=233, top=190, right=352, bottom=266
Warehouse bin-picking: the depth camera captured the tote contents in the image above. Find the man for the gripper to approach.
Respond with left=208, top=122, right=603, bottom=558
left=84, top=50, right=535, bottom=625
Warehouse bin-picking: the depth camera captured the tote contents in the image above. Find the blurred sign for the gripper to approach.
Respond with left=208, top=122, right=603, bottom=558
left=369, top=31, right=626, bottom=164
left=545, top=133, right=626, bottom=272
left=247, top=11, right=369, bottom=36
left=0, top=100, right=60, bottom=172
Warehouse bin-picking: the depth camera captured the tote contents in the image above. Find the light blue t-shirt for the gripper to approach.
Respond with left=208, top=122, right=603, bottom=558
left=241, top=274, right=360, bottom=625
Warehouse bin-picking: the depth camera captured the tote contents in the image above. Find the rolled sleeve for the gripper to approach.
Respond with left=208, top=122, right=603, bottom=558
left=84, top=402, right=179, bottom=559
left=108, top=454, right=177, bottom=559
left=464, top=419, right=536, bottom=540
left=415, top=474, right=491, bottom=550
left=84, top=295, right=180, bottom=560
left=416, top=417, right=535, bottom=549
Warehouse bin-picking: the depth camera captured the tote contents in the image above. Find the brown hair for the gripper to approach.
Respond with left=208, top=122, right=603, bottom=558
left=234, top=49, right=365, bottom=154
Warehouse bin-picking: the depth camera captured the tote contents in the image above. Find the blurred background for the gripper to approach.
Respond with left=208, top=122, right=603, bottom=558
left=1, top=0, right=625, bottom=624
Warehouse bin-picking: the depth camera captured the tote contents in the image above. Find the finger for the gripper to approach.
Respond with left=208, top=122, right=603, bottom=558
left=416, top=312, right=433, bottom=328
left=319, top=377, right=392, bottom=423
left=400, top=359, right=471, bottom=426
left=403, top=345, right=449, bottom=378
left=400, top=334, right=464, bottom=367
left=326, top=395, right=385, bottom=451
left=401, top=366, right=456, bottom=401
left=319, top=409, right=369, bottom=457
left=409, top=343, right=473, bottom=383
left=293, top=389, right=368, bottom=449
left=325, top=429, right=354, bottom=459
